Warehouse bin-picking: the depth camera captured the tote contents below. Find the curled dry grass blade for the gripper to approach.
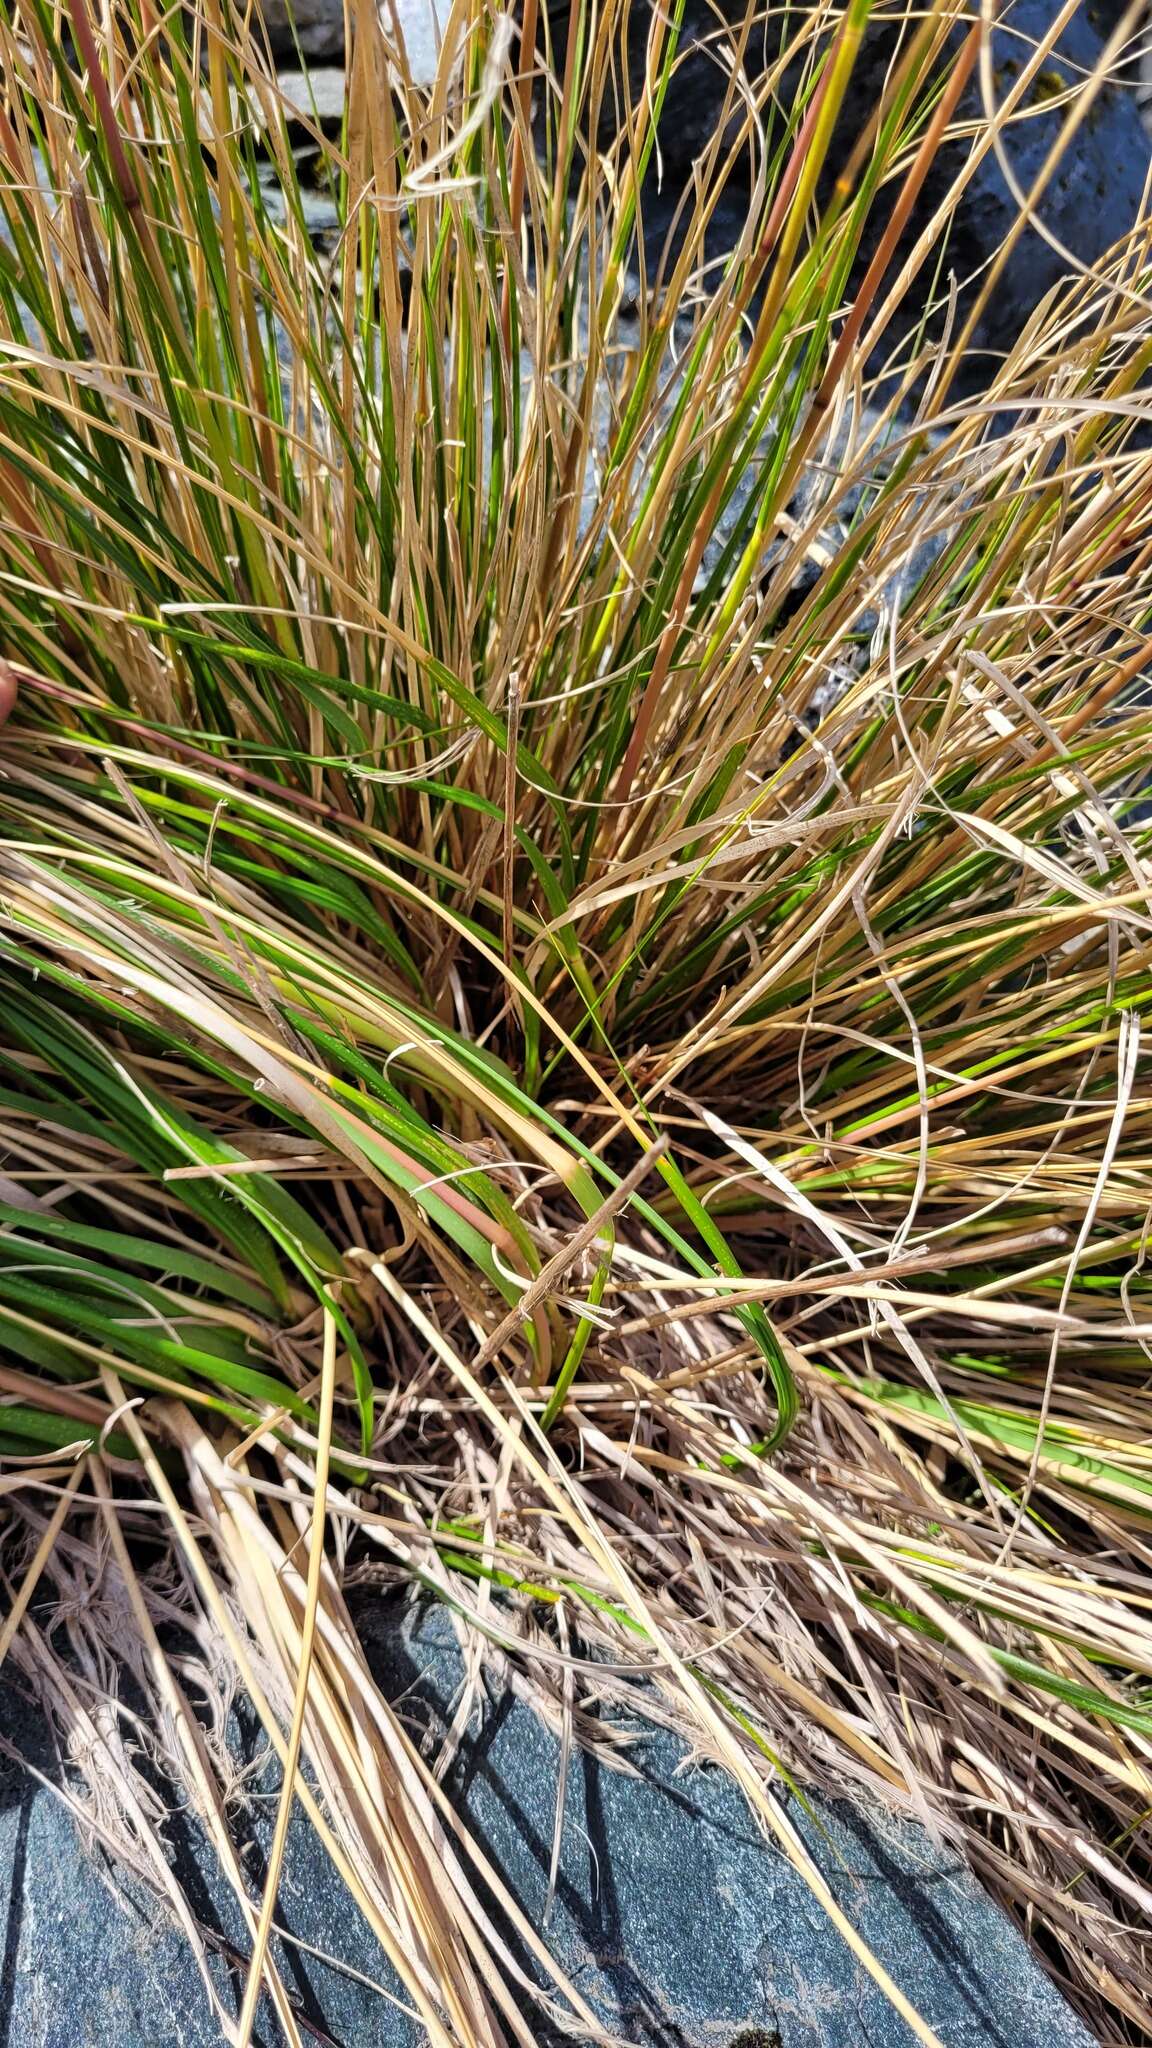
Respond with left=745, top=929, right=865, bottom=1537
left=0, top=0, right=1151, bottom=2037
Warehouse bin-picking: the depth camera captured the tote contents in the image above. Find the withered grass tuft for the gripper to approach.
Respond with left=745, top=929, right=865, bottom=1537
left=0, top=0, right=1151, bottom=2039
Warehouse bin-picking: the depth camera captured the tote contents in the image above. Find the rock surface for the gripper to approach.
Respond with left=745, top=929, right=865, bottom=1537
left=260, top=0, right=346, bottom=63
left=0, top=1595, right=1095, bottom=2047
left=923, top=0, right=1152, bottom=374
left=557, top=0, right=1152, bottom=378
left=271, top=64, right=352, bottom=128
left=260, top=0, right=449, bottom=79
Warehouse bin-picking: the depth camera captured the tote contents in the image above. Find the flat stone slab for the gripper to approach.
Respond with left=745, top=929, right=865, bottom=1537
left=0, top=1597, right=1094, bottom=2047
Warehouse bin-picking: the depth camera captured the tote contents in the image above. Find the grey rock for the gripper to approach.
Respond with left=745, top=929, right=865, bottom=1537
left=384, top=0, right=455, bottom=85
left=259, top=0, right=450, bottom=77
left=259, top=0, right=346, bottom=64
left=255, top=158, right=342, bottom=246
left=1084, top=0, right=1147, bottom=89
left=548, top=0, right=1152, bottom=381
left=0, top=1596, right=1095, bottom=2048
left=270, top=65, right=349, bottom=128
left=922, top=0, right=1151, bottom=377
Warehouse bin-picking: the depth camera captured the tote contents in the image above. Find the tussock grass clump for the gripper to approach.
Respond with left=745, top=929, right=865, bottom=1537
left=0, top=0, right=1151, bottom=2039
